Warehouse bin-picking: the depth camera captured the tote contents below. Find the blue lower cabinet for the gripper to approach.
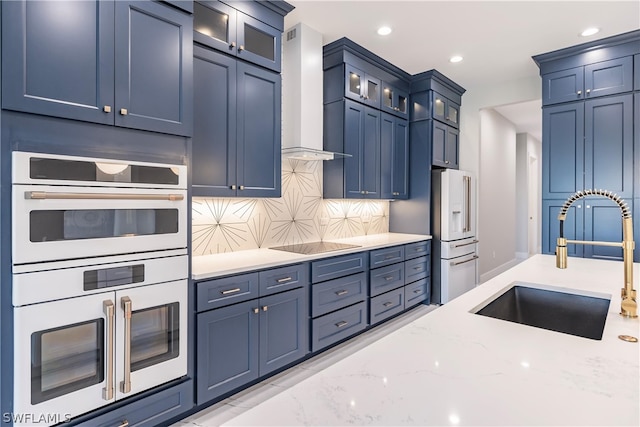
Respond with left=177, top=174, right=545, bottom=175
left=74, top=380, right=193, bottom=427
left=311, top=252, right=368, bottom=283
left=370, top=288, right=404, bottom=326
left=311, top=301, right=368, bottom=352
left=405, top=277, right=430, bottom=307
left=404, top=240, right=431, bottom=260
left=404, top=256, right=429, bottom=283
left=312, top=272, right=368, bottom=317
left=369, top=263, right=404, bottom=297
left=196, top=287, right=308, bottom=404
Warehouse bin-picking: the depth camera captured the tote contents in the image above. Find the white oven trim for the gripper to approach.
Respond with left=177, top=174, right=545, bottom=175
left=12, top=151, right=187, bottom=189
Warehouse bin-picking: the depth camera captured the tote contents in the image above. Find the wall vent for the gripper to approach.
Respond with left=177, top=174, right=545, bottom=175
left=286, top=28, right=296, bottom=41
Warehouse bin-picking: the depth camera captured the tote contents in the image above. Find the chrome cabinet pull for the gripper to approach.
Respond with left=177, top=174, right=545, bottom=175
left=238, top=45, right=245, bottom=52
left=120, top=108, right=128, bottom=116
left=120, top=296, right=132, bottom=394
left=103, top=300, right=115, bottom=401
left=231, top=185, right=237, bottom=190
left=384, top=255, right=395, bottom=260
left=450, top=255, right=479, bottom=267
left=230, top=41, right=236, bottom=49
left=463, top=175, right=471, bottom=232
left=239, top=185, right=245, bottom=190
left=276, top=276, right=292, bottom=283
left=262, top=306, right=268, bottom=312
left=383, top=301, right=393, bottom=307
left=577, top=90, right=582, bottom=95
left=103, top=105, right=112, bottom=113
left=413, top=289, right=422, bottom=294
left=335, top=320, right=348, bottom=328
left=413, top=266, right=423, bottom=271
left=24, top=191, right=184, bottom=201
left=221, top=288, right=241, bottom=295
left=336, top=290, right=348, bottom=296
left=586, top=89, right=591, bottom=95
left=253, top=307, right=259, bottom=314
left=118, top=420, right=129, bottom=427
left=384, top=275, right=394, bottom=281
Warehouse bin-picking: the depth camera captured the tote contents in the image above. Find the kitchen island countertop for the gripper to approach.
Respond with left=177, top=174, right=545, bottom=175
left=217, top=254, right=640, bottom=426
left=192, top=232, right=431, bottom=280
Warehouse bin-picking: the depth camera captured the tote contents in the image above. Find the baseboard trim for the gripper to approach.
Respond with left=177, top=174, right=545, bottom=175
left=515, top=252, right=529, bottom=260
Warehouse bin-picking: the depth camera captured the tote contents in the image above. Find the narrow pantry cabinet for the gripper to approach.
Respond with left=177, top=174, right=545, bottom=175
left=2, top=0, right=193, bottom=137
left=196, top=265, right=309, bottom=405
left=534, top=30, right=640, bottom=262
left=323, top=38, right=411, bottom=200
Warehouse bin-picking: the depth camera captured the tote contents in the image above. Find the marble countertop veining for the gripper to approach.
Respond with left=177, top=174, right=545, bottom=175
left=192, top=233, right=431, bottom=280
left=216, top=254, right=640, bottom=426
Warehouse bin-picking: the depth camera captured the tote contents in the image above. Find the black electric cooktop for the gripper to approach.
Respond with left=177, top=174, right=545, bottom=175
left=269, top=241, right=361, bottom=255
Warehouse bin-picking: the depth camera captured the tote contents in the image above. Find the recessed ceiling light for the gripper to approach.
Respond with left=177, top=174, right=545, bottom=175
left=580, top=27, right=600, bottom=37
left=377, top=26, right=392, bottom=36
left=449, top=55, right=463, bottom=63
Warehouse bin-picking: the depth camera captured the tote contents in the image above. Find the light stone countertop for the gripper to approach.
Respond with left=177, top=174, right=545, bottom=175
left=215, top=254, right=640, bottom=426
left=192, top=232, right=431, bottom=280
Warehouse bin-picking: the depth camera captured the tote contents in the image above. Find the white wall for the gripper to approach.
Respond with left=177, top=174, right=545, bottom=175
left=458, top=75, right=541, bottom=279
left=515, top=133, right=542, bottom=258
left=478, top=109, right=517, bottom=280
left=515, top=133, right=529, bottom=257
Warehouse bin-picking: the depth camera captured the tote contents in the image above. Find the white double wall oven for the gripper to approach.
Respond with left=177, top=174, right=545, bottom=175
left=11, top=152, right=189, bottom=424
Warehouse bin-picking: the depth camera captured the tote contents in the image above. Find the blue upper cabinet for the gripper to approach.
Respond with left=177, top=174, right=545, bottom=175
left=2, top=0, right=193, bottom=137
left=344, top=64, right=382, bottom=109
left=541, top=56, right=633, bottom=106
left=381, top=81, right=409, bottom=119
left=192, top=46, right=281, bottom=198
left=431, top=91, right=460, bottom=129
left=193, top=0, right=282, bottom=72
left=380, top=113, right=409, bottom=199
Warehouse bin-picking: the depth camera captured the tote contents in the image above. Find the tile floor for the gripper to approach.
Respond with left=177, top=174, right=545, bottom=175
left=172, top=304, right=437, bottom=427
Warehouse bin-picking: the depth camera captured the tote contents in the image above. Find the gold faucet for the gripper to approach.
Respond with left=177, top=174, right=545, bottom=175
left=555, top=189, right=637, bottom=318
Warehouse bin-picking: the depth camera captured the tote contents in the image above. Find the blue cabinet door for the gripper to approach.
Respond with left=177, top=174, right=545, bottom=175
left=541, top=199, right=584, bottom=257
left=362, top=107, right=381, bottom=197
left=343, top=99, right=366, bottom=197
left=380, top=113, right=409, bottom=199
left=445, top=125, right=460, bottom=169
left=236, top=11, right=282, bottom=73
left=584, top=56, right=633, bottom=99
left=584, top=94, right=633, bottom=198
left=114, top=1, right=193, bottom=136
left=542, top=67, right=584, bottom=105
left=583, top=199, right=624, bottom=261
left=259, top=287, right=309, bottom=376
left=192, top=46, right=237, bottom=197
left=196, top=300, right=259, bottom=404
left=2, top=0, right=114, bottom=124
left=542, top=103, right=585, bottom=199
left=237, top=62, right=282, bottom=197
left=432, top=120, right=458, bottom=169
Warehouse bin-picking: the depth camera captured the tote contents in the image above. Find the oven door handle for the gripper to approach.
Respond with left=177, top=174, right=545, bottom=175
left=24, top=191, right=184, bottom=201
left=103, top=300, right=115, bottom=401
left=120, top=296, right=132, bottom=394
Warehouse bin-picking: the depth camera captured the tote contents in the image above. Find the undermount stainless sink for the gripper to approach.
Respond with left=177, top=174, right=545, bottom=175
left=472, top=283, right=611, bottom=340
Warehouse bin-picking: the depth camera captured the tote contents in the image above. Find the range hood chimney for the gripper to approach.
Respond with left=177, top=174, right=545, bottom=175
left=282, top=23, right=348, bottom=161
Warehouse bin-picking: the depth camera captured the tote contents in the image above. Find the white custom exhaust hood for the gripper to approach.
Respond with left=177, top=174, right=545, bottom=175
left=282, top=23, right=348, bottom=161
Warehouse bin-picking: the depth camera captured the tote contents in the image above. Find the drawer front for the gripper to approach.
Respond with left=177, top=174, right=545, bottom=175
left=370, top=288, right=404, bottom=326
left=405, top=256, right=429, bottom=284
left=369, top=263, right=404, bottom=297
left=311, top=301, right=368, bottom=352
left=405, top=277, right=430, bottom=308
left=196, top=272, right=259, bottom=312
left=259, top=263, right=309, bottom=297
left=311, top=252, right=368, bottom=283
left=405, top=240, right=431, bottom=260
left=312, top=272, right=367, bottom=318
left=369, top=245, right=404, bottom=268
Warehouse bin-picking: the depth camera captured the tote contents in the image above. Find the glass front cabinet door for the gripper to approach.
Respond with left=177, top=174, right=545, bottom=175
left=193, top=1, right=281, bottom=72
left=382, top=81, right=408, bottom=119
left=344, top=64, right=381, bottom=109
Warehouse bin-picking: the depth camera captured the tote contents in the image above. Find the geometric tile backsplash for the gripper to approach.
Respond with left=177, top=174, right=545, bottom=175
left=192, top=157, right=389, bottom=255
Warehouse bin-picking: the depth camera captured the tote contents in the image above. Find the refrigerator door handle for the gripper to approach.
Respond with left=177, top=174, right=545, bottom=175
left=450, top=255, right=479, bottom=267
left=463, top=175, right=471, bottom=233
left=450, top=239, right=479, bottom=249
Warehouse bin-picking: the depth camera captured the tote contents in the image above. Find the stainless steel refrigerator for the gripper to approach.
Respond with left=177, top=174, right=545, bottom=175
left=431, top=169, right=478, bottom=304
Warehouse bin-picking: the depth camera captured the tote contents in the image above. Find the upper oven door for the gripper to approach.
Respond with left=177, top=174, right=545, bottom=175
left=13, top=185, right=187, bottom=265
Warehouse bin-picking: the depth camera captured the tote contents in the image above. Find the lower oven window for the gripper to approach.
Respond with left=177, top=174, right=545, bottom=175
left=130, top=302, right=180, bottom=371
left=29, top=209, right=179, bottom=242
left=31, top=320, right=104, bottom=404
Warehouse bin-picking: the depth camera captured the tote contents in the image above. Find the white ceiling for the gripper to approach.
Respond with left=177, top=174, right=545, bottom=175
left=284, top=0, right=640, bottom=140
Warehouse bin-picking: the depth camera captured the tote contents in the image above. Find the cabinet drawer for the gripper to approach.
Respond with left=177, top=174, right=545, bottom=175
left=370, top=288, right=404, bottom=326
left=259, top=263, right=308, bottom=297
left=405, top=277, right=430, bottom=308
left=405, top=240, right=431, bottom=260
left=311, top=301, right=368, bottom=352
left=312, top=272, right=367, bottom=318
left=405, top=256, right=429, bottom=284
left=311, top=252, right=368, bottom=283
left=196, top=272, right=259, bottom=312
left=369, top=245, right=404, bottom=268
left=370, top=263, right=404, bottom=297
